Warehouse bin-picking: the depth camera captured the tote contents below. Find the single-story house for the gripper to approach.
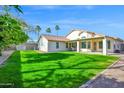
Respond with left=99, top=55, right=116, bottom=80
left=38, top=29, right=124, bottom=55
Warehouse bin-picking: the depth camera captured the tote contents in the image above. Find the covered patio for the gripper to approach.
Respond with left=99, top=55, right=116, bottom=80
left=76, top=36, right=109, bottom=55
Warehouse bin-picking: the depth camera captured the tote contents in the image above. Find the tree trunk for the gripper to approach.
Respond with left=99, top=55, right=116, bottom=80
left=38, top=32, right=39, bottom=41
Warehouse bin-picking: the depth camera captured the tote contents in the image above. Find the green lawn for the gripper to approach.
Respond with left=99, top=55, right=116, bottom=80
left=0, top=50, right=118, bottom=88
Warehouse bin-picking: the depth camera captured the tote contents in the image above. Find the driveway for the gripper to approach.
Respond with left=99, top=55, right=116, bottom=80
left=0, top=50, right=14, bottom=65
left=81, top=53, right=124, bottom=88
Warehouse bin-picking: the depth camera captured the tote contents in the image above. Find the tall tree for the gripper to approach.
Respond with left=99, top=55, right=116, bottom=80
left=9, top=5, right=23, bottom=14
left=35, top=25, right=41, bottom=41
left=0, top=5, right=28, bottom=56
left=55, top=25, right=60, bottom=37
left=46, top=27, right=51, bottom=33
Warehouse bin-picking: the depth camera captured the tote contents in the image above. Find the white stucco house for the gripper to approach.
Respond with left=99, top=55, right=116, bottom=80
left=38, top=29, right=124, bottom=55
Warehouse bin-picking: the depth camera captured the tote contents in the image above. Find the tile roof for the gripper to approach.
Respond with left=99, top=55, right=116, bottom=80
left=42, top=34, right=69, bottom=42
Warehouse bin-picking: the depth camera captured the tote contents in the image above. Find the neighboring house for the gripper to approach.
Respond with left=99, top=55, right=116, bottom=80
left=38, top=29, right=124, bottom=55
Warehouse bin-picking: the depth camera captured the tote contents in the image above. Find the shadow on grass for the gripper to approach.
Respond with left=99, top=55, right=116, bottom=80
left=0, top=51, right=22, bottom=88
left=22, top=52, right=75, bottom=64
left=0, top=51, right=115, bottom=88
left=22, top=69, right=94, bottom=88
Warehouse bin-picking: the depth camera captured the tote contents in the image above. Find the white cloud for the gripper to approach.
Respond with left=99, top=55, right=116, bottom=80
left=51, top=18, right=109, bottom=25
left=27, top=5, right=95, bottom=10
left=31, top=5, right=60, bottom=10
left=107, top=23, right=124, bottom=28
left=50, top=18, right=124, bottom=29
left=77, top=5, right=95, bottom=10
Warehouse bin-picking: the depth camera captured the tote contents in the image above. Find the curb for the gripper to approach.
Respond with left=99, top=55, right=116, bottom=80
left=79, top=57, right=120, bottom=88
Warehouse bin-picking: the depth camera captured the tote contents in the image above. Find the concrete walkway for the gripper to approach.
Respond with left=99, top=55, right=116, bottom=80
left=0, top=50, right=14, bottom=65
left=81, top=54, right=124, bottom=88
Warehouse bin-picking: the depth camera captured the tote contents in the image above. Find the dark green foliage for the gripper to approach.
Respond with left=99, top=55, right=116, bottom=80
left=0, top=14, right=29, bottom=51
left=55, top=25, right=60, bottom=37
left=46, top=27, right=51, bottom=33
left=55, top=25, right=60, bottom=31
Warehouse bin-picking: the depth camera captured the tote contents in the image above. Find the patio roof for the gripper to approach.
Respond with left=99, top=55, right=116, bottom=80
left=72, top=36, right=123, bottom=42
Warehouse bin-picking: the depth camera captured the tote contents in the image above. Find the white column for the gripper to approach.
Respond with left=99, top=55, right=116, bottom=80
left=111, top=40, right=114, bottom=53
left=103, top=38, right=107, bottom=55
left=77, top=41, right=80, bottom=52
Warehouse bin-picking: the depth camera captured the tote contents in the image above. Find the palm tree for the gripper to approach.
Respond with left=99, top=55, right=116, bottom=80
left=55, top=25, right=60, bottom=37
left=9, top=5, right=23, bottom=14
left=46, top=27, right=51, bottom=33
left=35, top=25, right=41, bottom=41
left=25, top=25, right=36, bottom=42
left=2, top=5, right=23, bottom=14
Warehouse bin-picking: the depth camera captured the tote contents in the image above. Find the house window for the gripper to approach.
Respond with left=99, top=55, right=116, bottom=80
left=87, top=42, right=91, bottom=49
left=82, top=36, right=86, bottom=39
left=107, top=40, right=111, bottom=49
left=118, top=45, right=120, bottom=48
left=99, top=41, right=103, bottom=49
left=72, top=43, right=74, bottom=47
left=114, top=44, right=116, bottom=49
left=56, top=42, right=59, bottom=49
left=66, top=43, right=68, bottom=48
left=72, top=42, right=76, bottom=47
left=82, top=42, right=86, bottom=48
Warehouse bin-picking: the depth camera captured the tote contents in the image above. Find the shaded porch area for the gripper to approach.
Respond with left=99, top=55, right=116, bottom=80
left=66, top=36, right=124, bottom=55
left=72, top=37, right=108, bottom=55
left=78, top=37, right=104, bottom=52
left=66, top=37, right=105, bottom=54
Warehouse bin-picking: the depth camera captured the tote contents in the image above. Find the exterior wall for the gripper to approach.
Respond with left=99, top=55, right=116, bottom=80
left=79, top=32, right=92, bottom=39
left=106, top=39, right=114, bottom=53
left=66, top=30, right=93, bottom=40
left=66, top=30, right=82, bottom=40
left=66, top=30, right=103, bottom=40
left=80, top=49, right=92, bottom=52
left=48, top=41, right=68, bottom=52
left=109, top=39, right=123, bottom=52
left=104, top=38, right=123, bottom=53
left=38, top=36, right=48, bottom=52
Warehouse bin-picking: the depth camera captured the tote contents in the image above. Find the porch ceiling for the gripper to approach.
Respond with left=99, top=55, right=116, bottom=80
left=71, top=36, right=104, bottom=41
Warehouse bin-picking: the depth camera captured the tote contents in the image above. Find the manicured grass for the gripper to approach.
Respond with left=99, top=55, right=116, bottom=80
left=0, top=50, right=118, bottom=88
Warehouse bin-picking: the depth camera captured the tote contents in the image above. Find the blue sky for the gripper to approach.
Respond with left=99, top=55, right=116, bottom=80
left=18, top=5, right=124, bottom=40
